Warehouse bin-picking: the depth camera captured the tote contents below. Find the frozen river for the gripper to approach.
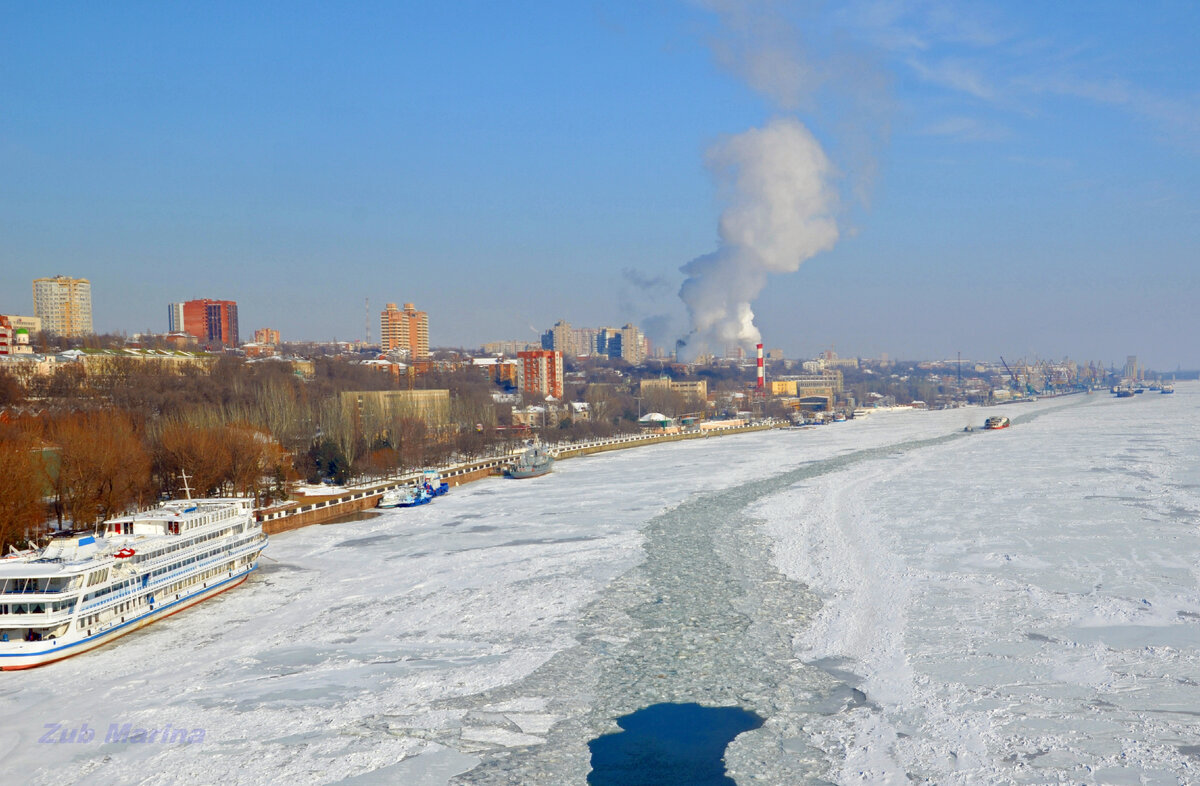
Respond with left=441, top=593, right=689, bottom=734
left=3, top=386, right=1199, bottom=784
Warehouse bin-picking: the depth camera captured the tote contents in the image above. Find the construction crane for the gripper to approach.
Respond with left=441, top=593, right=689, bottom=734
left=999, top=356, right=1021, bottom=392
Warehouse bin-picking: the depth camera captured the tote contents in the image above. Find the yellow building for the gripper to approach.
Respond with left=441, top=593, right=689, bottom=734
left=339, top=389, right=450, bottom=428
left=76, top=349, right=215, bottom=375
left=33, top=276, right=92, bottom=337
left=769, top=380, right=798, bottom=396
left=774, top=370, right=844, bottom=395
left=639, top=377, right=708, bottom=399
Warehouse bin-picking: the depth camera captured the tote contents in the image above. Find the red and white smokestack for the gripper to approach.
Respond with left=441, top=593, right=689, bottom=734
left=756, top=343, right=764, bottom=390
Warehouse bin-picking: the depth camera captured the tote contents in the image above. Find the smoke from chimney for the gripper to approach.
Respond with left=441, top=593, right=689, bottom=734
left=677, top=117, right=838, bottom=361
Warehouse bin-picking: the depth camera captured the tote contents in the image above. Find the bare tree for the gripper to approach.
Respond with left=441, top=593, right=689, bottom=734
left=0, top=428, right=47, bottom=551
left=49, top=412, right=152, bottom=529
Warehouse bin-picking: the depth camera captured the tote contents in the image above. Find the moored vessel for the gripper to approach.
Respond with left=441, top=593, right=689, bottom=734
left=506, top=444, right=554, bottom=479
left=0, top=496, right=265, bottom=670
left=377, top=486, right=432, bottom=508
left=422, top=470, right=449, bottom=497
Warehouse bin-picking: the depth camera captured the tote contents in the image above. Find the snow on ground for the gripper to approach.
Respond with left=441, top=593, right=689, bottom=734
left=761, top=385, right=1200, bottom=784
left=4, top=391, right=1198, bottom=785
left=0, top=410, right=964, bottom=785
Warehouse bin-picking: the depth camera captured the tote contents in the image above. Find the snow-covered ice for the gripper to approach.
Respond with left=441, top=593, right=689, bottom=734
left=3, top=387, right=1198, bottom=785
left=763, top=387, right=1200, bottom=784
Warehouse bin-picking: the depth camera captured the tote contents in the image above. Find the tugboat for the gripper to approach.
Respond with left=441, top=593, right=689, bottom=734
left=377, top=485, right=432, bottom=508
left=422, top=470, right=450, bottom=496
left=984, top=415, right=1011, bottom=430
left=506, top=443, right=554, bottom=479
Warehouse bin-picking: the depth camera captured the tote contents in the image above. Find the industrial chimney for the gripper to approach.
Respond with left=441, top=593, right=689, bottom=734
left=756, top=343, right=764, bottom=390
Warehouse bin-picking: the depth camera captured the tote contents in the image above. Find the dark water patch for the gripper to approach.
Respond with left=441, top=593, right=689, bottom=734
left=254, top=561, right=313, bottom=576
left=337, top=533, right=399, bottom=549
left=1026, top=632, right=1054, bottom=643
left=1179, top=745, right=1200, bottom=759
left=1005, top=748, right=1051, bottom=763
left=587, top=703, right=763, bottom=786
left=1147, top=708, right=1200, bottom=718
left=447, top=535, right=604, bottom=553
left=806, top=656, right=863, bottom=685
left=468, top=525, right=499, bottom=533
left=1178, top=611, right=1200, bottom=620
left=814, top=685, right=870, bottom=715
left=323, top=510, right=383, bottom=526
left=501, top=536, right=604, bottom=548
left=382, top=550, right=437, bottom=561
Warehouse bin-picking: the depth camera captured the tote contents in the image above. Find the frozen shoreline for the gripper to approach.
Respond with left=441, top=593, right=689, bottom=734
left=3, top=389, right=1198, bottom=784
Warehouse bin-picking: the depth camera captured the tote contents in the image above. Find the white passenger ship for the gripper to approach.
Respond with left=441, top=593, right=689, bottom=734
left=0, top=495, right=266, bottom=670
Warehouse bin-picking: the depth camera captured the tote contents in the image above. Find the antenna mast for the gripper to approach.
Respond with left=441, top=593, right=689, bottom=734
left=179, top=470, right=194, bottom=500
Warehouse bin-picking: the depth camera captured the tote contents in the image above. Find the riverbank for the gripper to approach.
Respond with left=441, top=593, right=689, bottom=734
left=256, top=420, right=781, bottom=534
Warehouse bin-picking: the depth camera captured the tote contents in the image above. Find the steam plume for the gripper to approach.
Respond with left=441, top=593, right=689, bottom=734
left=678, top=117, right=838, bottom=359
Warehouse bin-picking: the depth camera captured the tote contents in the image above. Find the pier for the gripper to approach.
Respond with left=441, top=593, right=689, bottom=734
left=255, top=421, right=779, bottom=533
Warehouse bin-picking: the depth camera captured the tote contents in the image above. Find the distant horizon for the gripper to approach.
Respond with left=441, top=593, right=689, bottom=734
left=3, top=2, right=1197, bottom=370
left=11, top=313, right=1195, bottom=376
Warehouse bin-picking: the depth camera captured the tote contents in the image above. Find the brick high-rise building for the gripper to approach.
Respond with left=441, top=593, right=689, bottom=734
left=33, top=275, right=92, bottom=337
left=380, top=302, right=428, bottom=359
left=169, top=299, right=239, bottom=346
left=517, top=349, right=564, bottom=399
left=254, top=328, right=280, bottom=345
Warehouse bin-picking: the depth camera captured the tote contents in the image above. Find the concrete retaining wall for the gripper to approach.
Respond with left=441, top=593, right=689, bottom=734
left=257, top=423, right=779, bottom=534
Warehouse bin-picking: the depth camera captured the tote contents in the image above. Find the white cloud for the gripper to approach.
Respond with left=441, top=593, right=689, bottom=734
left=906, top=57, right=996, bottom=100
left=921, top=116, right=1010, bottom=142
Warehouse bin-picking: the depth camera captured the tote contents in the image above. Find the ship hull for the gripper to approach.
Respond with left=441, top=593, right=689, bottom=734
left=505, top=465, right=553, bottom=479
left=0, top=565, right=257, bottom=671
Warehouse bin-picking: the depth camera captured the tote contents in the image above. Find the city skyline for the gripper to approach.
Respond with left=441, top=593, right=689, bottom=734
left=2, top=3, right=1198, bottom=369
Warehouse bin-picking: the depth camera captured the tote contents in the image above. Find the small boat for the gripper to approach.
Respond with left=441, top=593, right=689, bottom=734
left=377, top=486, right=432, bottom=508
left=984, top=415, right=1010, bottom=430
left=422, top=470, right=449, bottom=497
left=506, top=444, right=554, bottom=479
left=1161, top=384, right=1175, bottom=394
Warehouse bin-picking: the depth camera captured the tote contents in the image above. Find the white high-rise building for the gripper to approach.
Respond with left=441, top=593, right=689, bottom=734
left=33, top=275, right=92, bottom=337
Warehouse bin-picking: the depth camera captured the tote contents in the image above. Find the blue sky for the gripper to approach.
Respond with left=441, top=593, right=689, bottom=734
left=2, top=1, right=1197, bottom=369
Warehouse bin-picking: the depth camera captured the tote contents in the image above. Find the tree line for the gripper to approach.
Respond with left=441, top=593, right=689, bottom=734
left=0, top=352, right=642, bottom=552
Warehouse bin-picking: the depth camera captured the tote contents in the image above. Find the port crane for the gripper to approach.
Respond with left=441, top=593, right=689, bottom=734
left=999, top=356, right=1021, bottom=392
